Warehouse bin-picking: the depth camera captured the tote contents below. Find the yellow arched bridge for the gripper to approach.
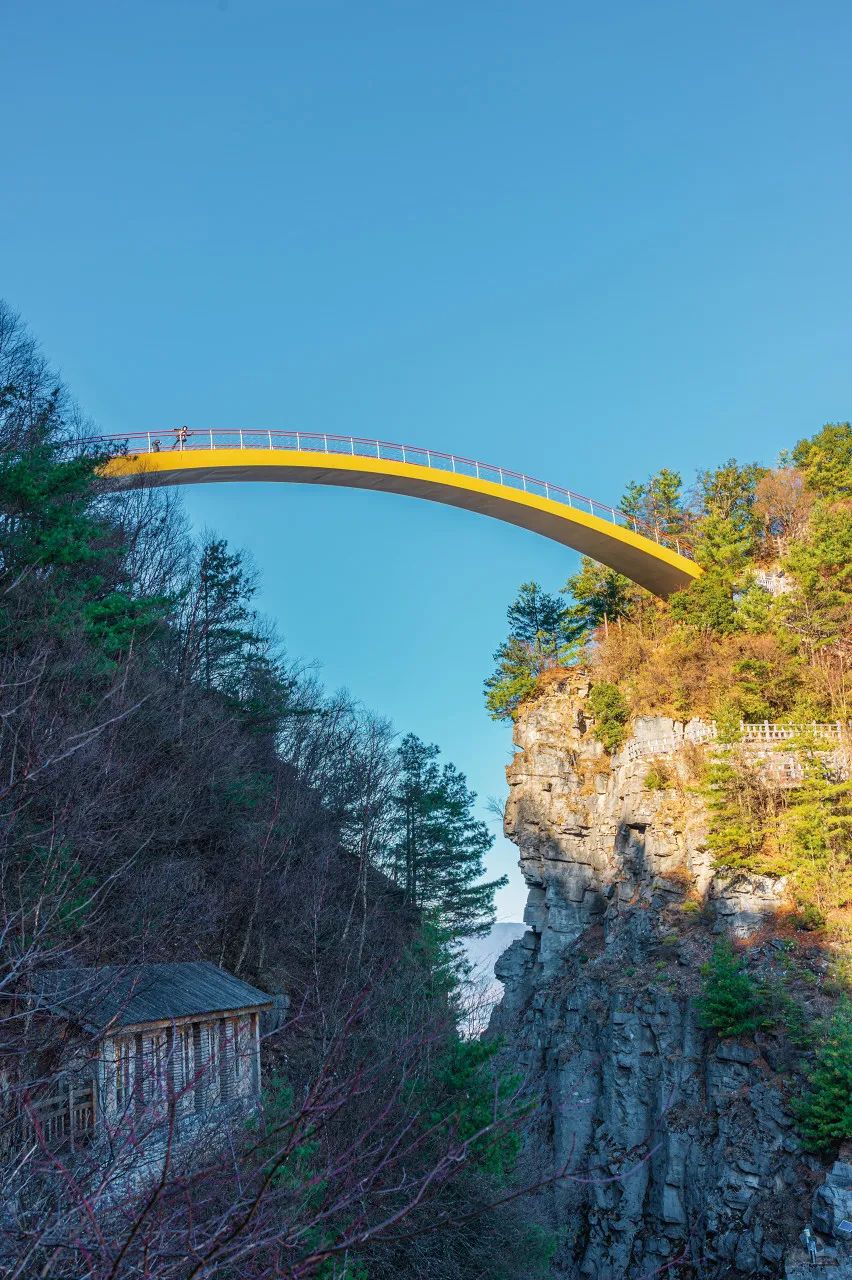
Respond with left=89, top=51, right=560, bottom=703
left=97, top=428, right=701, bottom=598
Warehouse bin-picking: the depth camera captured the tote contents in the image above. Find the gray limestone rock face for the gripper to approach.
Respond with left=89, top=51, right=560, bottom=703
left=489, top=675, right=835, bottom=1279
left=812, top=1163, right=852, bottom=1240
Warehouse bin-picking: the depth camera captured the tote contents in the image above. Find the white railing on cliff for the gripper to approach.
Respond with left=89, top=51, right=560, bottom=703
left=623, top=720, right=847, bottom=763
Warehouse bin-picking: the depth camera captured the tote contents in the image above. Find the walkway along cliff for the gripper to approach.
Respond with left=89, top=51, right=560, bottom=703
left=489, top=673, right=852, bottom=1279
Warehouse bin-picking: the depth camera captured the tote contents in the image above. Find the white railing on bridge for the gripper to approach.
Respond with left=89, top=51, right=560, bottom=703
left=90, top=428, right=692, bottom=559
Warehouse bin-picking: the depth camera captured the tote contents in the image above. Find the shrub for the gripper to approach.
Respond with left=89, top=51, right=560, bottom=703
left=797, top=999, right=852, bottom=1153
left=791, top=903, right=826, bottom=932
left=697, top=942, right=762, bottom=1037
left=643, top=760, right=670, bottom=791
left=588, top=681, right=629, bottom=753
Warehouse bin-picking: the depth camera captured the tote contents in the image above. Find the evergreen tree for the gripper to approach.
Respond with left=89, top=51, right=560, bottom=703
left=561, top=557, right=635, bottom=641
left=733, top=580, right=775, bottom=634
left=619, top=468, right=684, bottom=537
left=666, top=509, right=750, bottom=636
left=694, top=458, right=763, bottom=541
left=693, top=512, right=754, bottom=573
left=0, top=380, right=169, bottom=660
left=668, top=569, right=739, bottom=633
left=697, top=942, right=762, bottom=1037
left=782, top=501, right=852, bottom=661
left=388, top=734, right=505, bottom=937
left=700, top=716, right=780, bottom=869
left=619, top=479, right=647, bottom=527
left=199, top=538, right=259, bottom=691
left=484, top=636, right=546, bottom=723
left=779, top=752, right=852, bottom=919
left=177, top=537, right=263, bottom=694
left=506, top=580, right=569, bottom=644
left=587, top=681, right=629, bottom=753
left=484, top=581, right=576, bottom=721
left=797, top=998, right=852, bottom=1153
left=792, top=422, right=852, bottom=498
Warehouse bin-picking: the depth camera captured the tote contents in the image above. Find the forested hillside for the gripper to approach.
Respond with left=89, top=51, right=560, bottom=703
left=0, top=304, right=547, bottom=1280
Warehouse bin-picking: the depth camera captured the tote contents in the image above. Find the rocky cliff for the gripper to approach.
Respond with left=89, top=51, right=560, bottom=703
left=490, top=674, right=850, bottom=1279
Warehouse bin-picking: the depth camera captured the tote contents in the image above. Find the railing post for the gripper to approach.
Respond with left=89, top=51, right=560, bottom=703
left=522, top=474, right=526, bottom=491
left=451, top=455, right=456, bottom=473
left=239, top=430, right=244, bottom=450
left=475, top=461, right=480, bottom=479
left=402, top=445, right=407, bottom=464
left=427, top=450, right=432, bottom=468
left=544, top=481, right=550, bottom=500
left=210, top=429, right=214, bottom=450
left=350, top=437, right=355, bottom=454
left=268, top=430, right=272, bottom=449
left=146, top=432, right=151, bottom=452
left=498, top=467, right=504, bottom=484
left=296, top=433, right=301, bottom=451
left=323, top=434, right=328, bottom=453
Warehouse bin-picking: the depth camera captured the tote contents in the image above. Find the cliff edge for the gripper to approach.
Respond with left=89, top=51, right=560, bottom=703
left=490, top=674, right=850, bottom=1279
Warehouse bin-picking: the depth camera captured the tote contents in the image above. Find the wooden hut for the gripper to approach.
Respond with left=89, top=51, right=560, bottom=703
left=27, top=962, right=273, bottom=1146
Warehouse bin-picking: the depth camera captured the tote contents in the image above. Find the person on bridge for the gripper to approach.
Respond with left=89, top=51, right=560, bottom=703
left=172, top=425, right=190, bottom=449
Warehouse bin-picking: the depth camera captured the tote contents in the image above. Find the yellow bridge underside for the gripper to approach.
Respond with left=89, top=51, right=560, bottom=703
left=104, top=447, right=701, bottom=598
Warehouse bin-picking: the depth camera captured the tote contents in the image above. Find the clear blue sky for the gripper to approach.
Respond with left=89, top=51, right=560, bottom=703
left=3, top=1, right=851, bottom=918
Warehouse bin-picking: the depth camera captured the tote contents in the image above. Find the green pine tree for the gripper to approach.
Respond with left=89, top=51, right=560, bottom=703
left=797, top=998, right=852, bottom=1152
left=781, top=500, right=852, bottom=670
left=779, top=753, right=852, bottom=920
left=484, top=581, right=577, bottom=721
left=697, top=942, right=762, bottom=1037
left=0, top=383, right=170, bottom=661
left=561, top=556, right=636, bottom=642
left=389, top=735, right=505, bottom=937
left=619, top=468, right=684, bottom=537
left=669, top=568, right=740, bottom=634
left=694, top=458, right=764, bottom=544
left=587, top=681, right=629, bottom=753
left=792, top=422, right=852, bottom=498
left=703, top=743, right=770, bottom=868
left=733, top=579, right=775, bottom=634
left=199, top=538, right=258, bottom=689
left=666, top=460, right=764, bottom=635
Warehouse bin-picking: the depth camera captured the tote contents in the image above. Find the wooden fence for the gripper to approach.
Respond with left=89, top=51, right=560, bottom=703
left=18, top=1078, right=96, bottom=1149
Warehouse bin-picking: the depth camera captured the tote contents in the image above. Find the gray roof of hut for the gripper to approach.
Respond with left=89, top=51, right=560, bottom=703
left=35, top=962, right=273, bottom=1033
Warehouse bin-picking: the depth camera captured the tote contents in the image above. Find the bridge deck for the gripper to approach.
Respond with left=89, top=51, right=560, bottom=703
left=97, top=429, right=702, bottom=599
